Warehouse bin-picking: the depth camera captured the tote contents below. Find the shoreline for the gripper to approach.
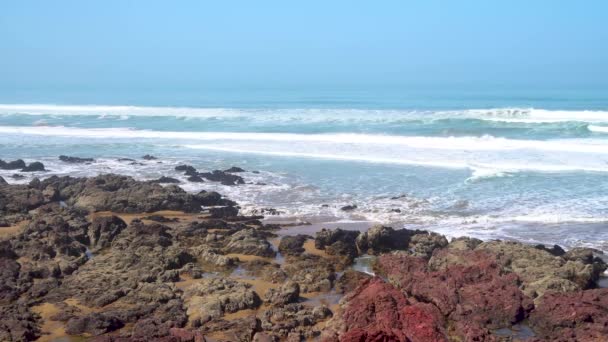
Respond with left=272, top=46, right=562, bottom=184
left=1, top=168, right=608, bottom=341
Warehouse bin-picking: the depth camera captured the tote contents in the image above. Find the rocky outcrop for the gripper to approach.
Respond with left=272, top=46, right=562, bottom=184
left=59, top=155, right=94, bottom=163
left=223, top=229, right=276, bottom=257
left=183, top=278, right=262, bottom=323
left=21, top=161, right=46, bottom=172
left=355, top=225, right=413, bottom=255
left=529, top=289, right=608, bottom=340
left=0, top=159, right=26, bottom=170
left=199, top=170, right=245, bottom=185
left=88, top=215, right=127, bottom=249
left=264, top=281, right=300, bottom=306
left=278, top=235, right=308, bottom=256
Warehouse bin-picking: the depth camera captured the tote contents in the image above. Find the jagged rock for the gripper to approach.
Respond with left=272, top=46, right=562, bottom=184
left=0, top=176, right=6, bottom=185
left=142, top=154, right=157, bottom=160
left=22, top=161, right=45, bottom=172
left=264, top=281, right=300, bottom=306
left=340, top=205, right=357, bottom=211
left=183, top=278, right=261, bottom=323
left=59, top=155, right=95, bottom=163
left=315, top=228, right=359, bottom=251
left=88, top=216, right=127, bottom=249
left=278, top=235, right=308, bottom=256
left=355, top=225, right=413, bottom=255
left=529, top=289, right=608, bottom=340
left=259, top=304, right=332, bottom=340
left=283, top=254, right=335, bottom=293
left=66, top=313, right=124, bottom=336
left=448, top=236, right=483, bottom=250
left=477, top=240, right=606, bottom=297
left=199, top=170, right=245, bottom=185
left=0, top=304, right=40, bottom=341
left=175, top=164, right=198, bottom=176
left=409, top=232, right=449, bottom=258
left=335, top=269, right=372, bottom=294
left=0, top=159, right=26, bottom=170
left=187, top=174, right=205, bottom=182
left=224, top=166, right=246, bottom=173
left=151, top=176, right=181, bottom=184
left=223, top=229, right=276, bottom=257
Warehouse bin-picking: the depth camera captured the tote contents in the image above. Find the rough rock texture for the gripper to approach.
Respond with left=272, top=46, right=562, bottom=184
left=264, top=281, right=300, bottom=306
left=278, top=235, right=308, bottom=256
left=0, top=159, right=26, bottom=170
left=476, top=241, right=607, bottom=297
left=529, top=289, right=608, bottom=341
left=335, top=270, right=372, bottom=294
left=183, top=278, right=262, bottom=323
left=59, top=155, right=95, bottom=163
left=199, top=170, right=245, bottom=185
left=21, top=161, right=46, bottom=172
left=323, top=277, right=447, bottom=342
left=283, top=254, right=335, bottom=293
left=223, top=229, right=276, bottom=257
left=34, top=174, right=235, bottom=213
left=355, top=225, right=413, bottom=255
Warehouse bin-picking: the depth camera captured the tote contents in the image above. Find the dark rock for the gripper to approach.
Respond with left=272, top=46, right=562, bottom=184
left=175, top=165, right=197, bottom=176
left=335, top=269, right=372, bottom=294
left=66, top=313, right=124, bottom=336
left=0, top=176, right=6, bottom=185
left=315, top=228, right=359, bottom=250
left=264, top=281, right=300, bottom=306
left=283, top=254, right=335, bottom=293
left=223, top=229, right=276, bottom=257
left=187, top=174, right=205, bottom=182
left=0, top=159, right=26, bottom=170
left=278, top=235, right=308, bottom=256
left=22, top=161, right=46, bottom=172
left=340, top=204, right=357, bottom=211
left=224, top=166, right=246, bottom=173
left=143, top=215, right=179, bottom=223
left=199, top=170, right=245, bottom=185
left=59, top=155, right=95, bottom=163
left=117, top=158, right=135, bottom=162
left=88, top=215, right=127, bottom=249
left=142, top=154, right=157, bottom=160
left=152, top=176, right=181, bottom=184
left=355, top=225, right=416, bottom=255
left=11, top=174, right=25, bottom=180
left=0, top=304, right=40, bottom=341
left=535, top=244, right=566, bottom=256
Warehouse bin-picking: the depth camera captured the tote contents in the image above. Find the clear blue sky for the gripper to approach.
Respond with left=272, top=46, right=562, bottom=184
left=1, top=0, right=607, bottom=92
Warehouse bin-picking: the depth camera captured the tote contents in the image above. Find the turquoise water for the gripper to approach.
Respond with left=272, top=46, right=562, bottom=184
left=1, top=87, right=607, bottom=252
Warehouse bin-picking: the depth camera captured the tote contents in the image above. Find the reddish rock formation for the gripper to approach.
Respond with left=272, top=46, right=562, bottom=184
left=529, top=289, right=608, bottom=341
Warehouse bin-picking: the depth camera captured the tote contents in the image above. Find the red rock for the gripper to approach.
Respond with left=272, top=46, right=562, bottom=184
left=529, top=289, right=608, bottom=341
left=339, top=277, right=448, bottom=342
left=374, top=251, right=533, bottom=341
left=169, top=328, right=205, bottom=342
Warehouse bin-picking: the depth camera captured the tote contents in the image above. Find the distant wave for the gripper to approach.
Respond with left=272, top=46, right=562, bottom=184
left=1, top=104, right=608, bottom=124
left=2, top=125, right=607, bottom=175
left=588, top=125, right=608, bottom=133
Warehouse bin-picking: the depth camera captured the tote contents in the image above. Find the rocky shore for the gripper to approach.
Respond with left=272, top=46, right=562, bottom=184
left=1, top=172, right=607, bottom=342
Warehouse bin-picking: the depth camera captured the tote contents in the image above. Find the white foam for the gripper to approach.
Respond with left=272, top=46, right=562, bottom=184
left=2, top=125, right=608, bottom=175
left=2, top=104, right=608, bottom=124
left=588, top=125, right=608, bottom=133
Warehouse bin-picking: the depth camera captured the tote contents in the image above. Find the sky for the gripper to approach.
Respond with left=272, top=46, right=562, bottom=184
left=1, top=0, right=607, bottom=98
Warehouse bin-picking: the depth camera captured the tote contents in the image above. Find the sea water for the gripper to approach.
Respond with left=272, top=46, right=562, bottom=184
left=1, top=86, right=607, bottom=252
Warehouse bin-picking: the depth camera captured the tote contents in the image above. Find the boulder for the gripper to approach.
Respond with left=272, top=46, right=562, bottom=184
left=356, top=225, right=413, bottom=255
left=0, top=159, right=26, bottom=170
left=151, top=176, right=181, bottom=184
left=66, top=313, right=124, bottom=336
left=59, top=155, right=94, bottom=163
left=264, top=281, right=300, bottom=306
left=199, top=170, right=245, bottom=185
left=278, top=235, right=308, bottom=256
left=22, top=161, right=46, bottom=172
left=142, top=154, right=157, bottom=160
left=223, top=229, right=276, bottom=257
left=224, top=166, right=246, bottom=173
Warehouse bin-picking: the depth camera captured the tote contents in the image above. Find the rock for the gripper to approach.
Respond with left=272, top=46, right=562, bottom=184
left=535, top=244, right=566, bottom=256
left=264, top=281, right=300, bottom=306
left=356, top=225, right=413, bottom=255
left=88, top=216, right=127, bottom=249
left=0, top=176, right=6, bottom=185
left=283, top=254, right=335, bottom=293
left=278, top=235, right=308, bottom=256
left=448, top=236, right=483, bottom=250
left=11, top=174, right=25, bottom=180
left=335, top=269, right=372, bottom=294
left=224, top=166, right=246, bottom=173
left=169, top=328, right=205, bottom=342
left=0, top=159, right=26, bottom=170
left=142, top=154, right=157, bottom=160
left=187, top=174, right=205, bottom=182
left=66, top=313, right=124, bottom=336
left=200, top=170, right=245, bottom=186
left=330, top=277, right=448, bottom=341
left=0, top=304, right=40, bottom=341
left=477, top=240, right=605, bottom=297
left=377, top=251, right=534, bottom=340
left=408, top=232, right=449, bottom=258
left=315, top=228, right=359, bottom=250
left=183, top=278, right=262, bottom=323
left=151, top=176, right=181, bottom=184
left=59, top=155, right=94, bottom=163
left=22, top=161, right=46, bottom=172
left=259, top=304, right=332, bottom=340
left=175, top=164, right=198, bottom=176
left=143, top=215, right=179, bottom=223
left=223, top=229, right=276, bottom=257
left=38, top=174, right=211, bottom=213
left=340, top=204, right=357, bottom=211
left=530, top=289, right=608, bottom=340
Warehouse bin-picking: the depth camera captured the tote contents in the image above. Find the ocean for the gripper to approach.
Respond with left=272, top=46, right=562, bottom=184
left=1, top=86, right=607, bottom=252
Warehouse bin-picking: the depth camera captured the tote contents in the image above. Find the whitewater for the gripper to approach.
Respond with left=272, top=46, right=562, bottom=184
left=1, top=104, right=608, bottom=252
